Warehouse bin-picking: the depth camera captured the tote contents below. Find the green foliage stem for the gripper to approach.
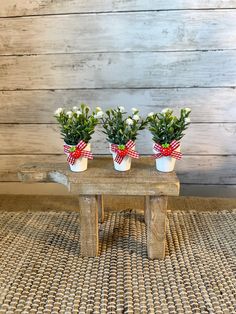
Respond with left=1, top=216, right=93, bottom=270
left=101, top=107, right=147, bottom=145
left=54, top=104, right=99, bottom=145
left=147, top=108, right=191, bottom=145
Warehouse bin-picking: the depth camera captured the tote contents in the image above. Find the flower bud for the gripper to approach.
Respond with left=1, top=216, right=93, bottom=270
left=161, top=108, right=171, bottom=114
left=131, top=107, right=138, bottom=113
left=94, top=111, right=104, bottom=118
left=54, top=107, right=63, bottom=116
left=133, top=114, right=140, bottom=121
left=185, top=117, right=191, bottom=123
left=126, top=118, right=133, bottom=125
left=66, top=111, right=73, bottom=118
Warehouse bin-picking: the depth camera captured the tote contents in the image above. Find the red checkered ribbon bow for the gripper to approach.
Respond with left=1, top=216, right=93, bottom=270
left=111, top=140, right=139, bottom=164
left=153, top=140, right=182, bottom=160
left=64, top=140, right=93, bottom=165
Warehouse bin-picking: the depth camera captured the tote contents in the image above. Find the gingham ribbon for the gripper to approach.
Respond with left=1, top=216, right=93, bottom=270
left=64, top=140, right=93, bottom=165
left=153, top=140, right=182, bottom=160
left=111, top=140, right=139, bottom=164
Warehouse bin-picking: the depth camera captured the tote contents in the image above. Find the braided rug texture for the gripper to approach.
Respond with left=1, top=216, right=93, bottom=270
left=0, top=210, right=235, bottom=314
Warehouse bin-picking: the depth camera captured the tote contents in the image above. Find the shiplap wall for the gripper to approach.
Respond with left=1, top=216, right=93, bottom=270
left=0, top=0, right=236, bottom=196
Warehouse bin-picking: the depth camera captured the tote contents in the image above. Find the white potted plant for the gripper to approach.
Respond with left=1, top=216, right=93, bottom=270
left=100, top=106, right=147, bottom=171
left=147, top=108, right=191, bottom=172
left=54, top=104, right=101, bottom=172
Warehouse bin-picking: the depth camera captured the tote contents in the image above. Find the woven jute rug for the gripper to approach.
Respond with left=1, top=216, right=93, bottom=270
left=0, top=210, right=235, bottom=314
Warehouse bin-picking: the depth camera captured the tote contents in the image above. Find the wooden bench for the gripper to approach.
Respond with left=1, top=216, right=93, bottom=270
left=18, top=157, right=180, bottom=259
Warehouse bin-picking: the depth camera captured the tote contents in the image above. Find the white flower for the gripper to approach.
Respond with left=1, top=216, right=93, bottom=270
left=94, top=111, right=104, bottom=118
left=118, top=106, right=125, bottom=112
left=131, top=107, right=138, bottom=113
left=73, top=106, right=78, bottom=111
left=54, top=107, right=63, bottom=116
left=148, top=112, right=154, bottom=117
left=66, top=111, right=73, bottom=118
left=76, top=110, right=82, bottom=116
left=126, top=118, right=133, bottom=126
left=96, top=106, right=102, bottom=111
left=133, top=114, right=140, bottom=121
left=161, top=108, right=171, bottom=114
left=185, top=117, right=191, bottom=123
left=184, top=107, right=191, bottom=114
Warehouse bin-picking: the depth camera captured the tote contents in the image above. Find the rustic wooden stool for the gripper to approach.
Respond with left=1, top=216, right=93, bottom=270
left=19, top=157, right=179, bottom=259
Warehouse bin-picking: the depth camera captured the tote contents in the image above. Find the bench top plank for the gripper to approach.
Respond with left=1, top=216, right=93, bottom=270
left=18, top=157, right=180, bottom=196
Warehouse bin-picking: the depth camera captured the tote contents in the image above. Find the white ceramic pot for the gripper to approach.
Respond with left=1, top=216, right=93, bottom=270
left=65, top=142, right=91, bottom=172
left=153, top=143, right=180, bottom=172
left=109, top=143, right=134, bottom=172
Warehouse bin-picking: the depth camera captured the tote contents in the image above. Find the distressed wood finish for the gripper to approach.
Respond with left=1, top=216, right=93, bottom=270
left=144, top=195, right=149, bottom=224
left=97, top=195, right=104, bottom=223
left=181, top=185, right=236, bottom=198
left=19, top=159, right=180, bottom=196
left=1, top=11, right=236, bottom=55
left=1, top=88, right=236, bottom=123
left=1, top=124, right=235, bottom=155
left=19, top=159, right=179, bottom=258
left=1, top=0, right=236, bottom=195
left=79, top=195, right=99, bottom=257
left=1, top=1, right=236, bottom=17
left=1, top=155, right=236, bottom=185
left=1, top=51, right=236, bottom=90
left=146, top=196, right=168, bottom=259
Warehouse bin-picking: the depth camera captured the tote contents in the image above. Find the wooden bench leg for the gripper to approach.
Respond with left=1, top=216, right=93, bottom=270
left=96, top=195, right=104, bottom=223
left=144, top=195, right=149, bottom=224
left=79, top=195, right=99, bottom=257
left=146, top=196, right=168, bottom=260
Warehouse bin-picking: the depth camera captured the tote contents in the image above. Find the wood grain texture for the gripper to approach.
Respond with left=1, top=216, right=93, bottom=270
left=79, top=195, right=99, bottom=257
left=69, top=182, right=179, bottom=196
left=0, top=182, right=236, bottom=198
left=1, top=88, right=236, bottom=123
left=18, top=158, right=180, bottom=196
left=0, top=0, right=235, bottom=192
left=1, top=1, right=236, bottom=17
left=18, top=159, right=179, bottom=185
left=97, top=195, right=104, bottom=223
left=1, top=11, right=236, bottom=55
left=1, top=51, right=236, bottom=90
left=0, top=123, right=235, bottom=155
left=19, top=161, right=178, bottom=259
left=146, top=196, right=168, bottom=259
left=144, top=195, right=149, bottom=224
left=0, top=194, right=235, bottom=213
left=181, top=185, right=236, bottom=198
left=1, top=155, right=236, bottom=185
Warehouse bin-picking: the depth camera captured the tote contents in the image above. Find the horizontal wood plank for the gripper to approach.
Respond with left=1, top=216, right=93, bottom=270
left=1, top=88, right=236, bottom=123
left=181, top=185, right=236, bottom=198
left=0, top=182, right=236, bottom=198
left=1, top=51, right=236, bottom=90
left=19, top=159, right=180, bottom=196
left=1, top=11, right=236, bottom=55
left=1, top=1, right=236, bottom=17
left=0, top=123, right=235, bottom=155
left=0, top=155, right=235, bottom=185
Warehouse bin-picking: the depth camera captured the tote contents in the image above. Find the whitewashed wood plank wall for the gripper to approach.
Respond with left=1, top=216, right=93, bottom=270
left=0, top=0, right=236, bottom=196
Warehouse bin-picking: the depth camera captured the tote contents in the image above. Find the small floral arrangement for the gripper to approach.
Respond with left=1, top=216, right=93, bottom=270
left=54, top=104, right=102, bottom=145
left=147, top=108, right=191, bottom=145
left=100, top=106, right=147, bottom=145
